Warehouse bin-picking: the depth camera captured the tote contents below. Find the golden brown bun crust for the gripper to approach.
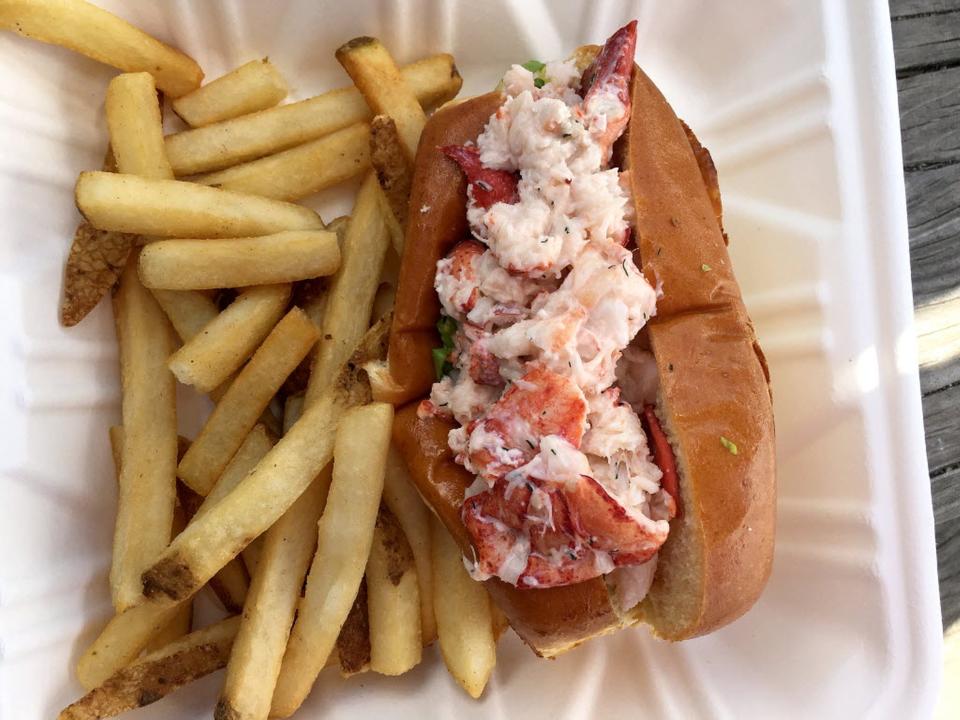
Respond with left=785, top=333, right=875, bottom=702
left=387, top=92, right=505, bottom=404
left=392, top=403, right=622, bottom=657
left=392, top=65, right=775, bottom=650
left=621, top=67, right=775, bottom=639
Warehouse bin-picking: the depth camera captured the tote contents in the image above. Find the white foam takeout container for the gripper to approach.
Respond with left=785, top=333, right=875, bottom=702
left=0, top=0, right=942, bottom=717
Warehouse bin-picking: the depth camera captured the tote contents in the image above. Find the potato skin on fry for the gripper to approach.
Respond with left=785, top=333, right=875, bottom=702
left=370, top=114, right=412, bottom=226
left=366, top=504, right=422, bottom=675
left=142, top=378, right=360, bottom=603
left=270, top=402, right=393, bottom=717
left=216, top=467, right=327, bottom=720
left=59, top=617, right=239, bottom=720
left=61, top=223, right=139, bottom=326
left=336, top=36, right=427, bottom=163
left=336, top=578, right=372, bottom=677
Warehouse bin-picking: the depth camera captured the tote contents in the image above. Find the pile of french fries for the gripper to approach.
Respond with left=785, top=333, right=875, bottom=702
left=0, top=2, right=505, bottom=718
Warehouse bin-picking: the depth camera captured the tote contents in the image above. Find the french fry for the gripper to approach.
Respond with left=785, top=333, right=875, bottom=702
left=179, top=425, right=276, bottom=614
left=178, top=308, right=318, bottom=495
left=105, top=72, right=173, bottom=179
left=292, top=278, right=328, bottom=330
left=144, top=500, right=193, bottom=649
left=140, top=372, right=368, bottom=603
left=152, top=288, right=280, bottom=442
left=369, top=114, right=412, bottom=227
left=206, top=552, right=250, bottom=614
left=194, top=122, right=370, bottom=201
left=240, top=536, right=263, bottom=578
left=62, top=68, right=170, bottom=326
left=215, top=471, right=328, bottom=720
left=380, top=242, right=401, bottom=288
left=270, top=402, right=393, bottom=717
left=61, top=223, right=139, bottom=327
left=172, top=58, right=288, bottom=127
left=164, top=54, right=461, bottom=175
left=304, top=173, right=390, bottom=407
left=382, top=445, right=436, bottom=644
left=107, top=425, right=123, bottom=472
left=60, top=148, right=139, bottom=328
left=282, top=394, right=305, bottom=434
left=371, top=282, right=396, bottom=323
left=61, top=617, right=239, bottom=720
left=77, top=598, right=184, bottom=690
left=153, top=300, right=282, bottom=427
left=167, top=284, right=290, bottom=394
left=77, top=428, right=276, bottom=690
left=431, top=517, right=496, bottom=699
left=192, top=424, right=275, bottom=521
left=336, top=37, right=426, bottom=163
left=75, top=172, right=324, bottom=238
left=151, top=289, right=219, bottom=342
left=336, top=578, right=371, bottom=677
left=491, top=600, right=510, bottom=640
left=151, top=289, right=234, bottom=401
left=143, top=594, right=192, bottom=654
left=139, top=230, right=340, bottom=290
left=352, top=310, right=392, bottom=364
left=325, top=215, right=351, bottom=235
left=365, top=505, right=422, bottom=675
left=108, top=427, right=193, bottom=651
left=364, top=358, right=408, bottom=405
left=286, top=215, right=350, bottom=394
left=382, top=202, right=404, bottom=256
left=0, top=0, right=203, bottom=97
left=110, top=256, right=178, bottom=611
left=176, top=484, right=250, bottom=614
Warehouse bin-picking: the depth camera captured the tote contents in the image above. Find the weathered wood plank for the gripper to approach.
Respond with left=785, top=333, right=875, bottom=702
left=935, top=464, right=960, bottom=627
left=897, top=66, right=960, bottom=166
left=906, top=161, right=960, bottom=396
left=921, top=357, right=960, bottom=396
left=904, top=163, right=960, bottom=304
left=916, top=288, right=960, bottom=394
left=909, top=225, right=960, bottom=305
left=923, top=381, right=960, bottom=473
left=892, top=9, right=960, bottom=74
left=892, top=1, right=960, bottom=628
left=891, top=0, right=960, bottom=19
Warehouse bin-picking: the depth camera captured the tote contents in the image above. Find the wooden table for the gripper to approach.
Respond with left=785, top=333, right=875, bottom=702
left=891, top=2, right=959, bottom=713
left=891, top=0, right=959, bottom=630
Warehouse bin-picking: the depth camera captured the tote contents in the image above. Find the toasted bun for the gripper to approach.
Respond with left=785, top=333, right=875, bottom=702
left=618, top=67, right=775, bottom=640
left=387, top=92, right=505, bottom=404
left=389, top=63, right=775, bottom=654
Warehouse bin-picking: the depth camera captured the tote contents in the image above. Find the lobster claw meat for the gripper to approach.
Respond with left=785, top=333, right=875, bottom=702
left=441, top=144, right=520, bottom=209
left=578, top=20, right=637, bottom=156
left=579, top=19, right=637, bottom=106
